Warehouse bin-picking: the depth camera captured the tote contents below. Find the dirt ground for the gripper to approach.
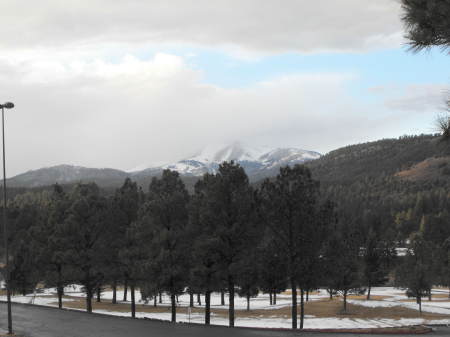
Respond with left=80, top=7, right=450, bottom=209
left=48, top=295, right=450, bottom=321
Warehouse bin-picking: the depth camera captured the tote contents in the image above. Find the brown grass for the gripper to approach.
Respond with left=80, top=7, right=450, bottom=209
left=49, top=296, right=450, bottom=321
left=346, top=295, right=390, bottom=301
left=281, top=290, right=320, bottom=296
left=401, top=294, right=450, bottom=302
left=395, top=156, right=450, bottom=181
left=430, top=293, right=450, bottom=300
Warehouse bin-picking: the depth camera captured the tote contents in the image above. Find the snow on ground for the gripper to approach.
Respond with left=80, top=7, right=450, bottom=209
left=348, top=287, right=450, bottom=315
left=0, top=293, right=74, bottom=306
left=2, top=287, right=450, bottom=329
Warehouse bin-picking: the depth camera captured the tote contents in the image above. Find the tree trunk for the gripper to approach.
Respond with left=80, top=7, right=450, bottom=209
left=112, top=280, right=117, bottom=304
left=306, top=290, right=309, bottom=302
left=176, top=295, right=179, bottom=303
left=57, top=265, right=63, bottom=309
left=269, top=292, right=273, bottom=305
left=291, top=277, right=297, bottom=330
left=131, top=282, right=136, bottom=318
left=418, top=296, right=422, bottom=314
left=159, top=292, right=162, bottom=304
left=96, top=287, right=101, bottom=302
left=228, top=276, right=235, bottom=327
left=86, top=287, right=93, bottom=313
left=189, top=291, right=194, bottom=307
left=246, top=293, right=250, bottom=311
left=329, top=288, right=333, bottom=300
left=57, top=285, right=63, bottom=309
left=428, top=290, right=432, bottom=301
left=153, top=295, right=157, bottom=307
left=205, top=290, right=211, bottom=325
left=343, top=290, right=348, bottom=313
left=221, top=291, right=225, bottom=305
left=123, top=279, right=128, bottom=301
left=274, top=292, right=277, bottom=305
left=197, top=293, right=201, bottom=306
left=300, top=288, right=305, bottom=329
left=171, top=293, right=176, bottom=322
left=367, top=284, right=371, bottom=300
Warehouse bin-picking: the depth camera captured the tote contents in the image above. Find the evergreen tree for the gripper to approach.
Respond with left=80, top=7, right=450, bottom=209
left=119, top=221, right=147, bottom=318
left=194, top=162, right=257, bottom=327
left=438, top=236, right=450, bottom=297
left=32, top=184, right=72, bottom=308
left=188, top=175, right=222, bottom=324
left=395, top=232, right=434, bottom=313
left=259, top=165, right=324, bottom=329
left=323, top=222, right=362, bottom=313
left=401, top=0, right=450, bottom=52
left=62, top=183, right=109, bottom=313
left=258, top=236, right=287, bottom=306
left=141, top=170, right=190, bottom=323
left=361, top=227, right=396, bottom=300
left=236, top=250, right=259, bottom=311
left=107, top=178, right=141, bottom=305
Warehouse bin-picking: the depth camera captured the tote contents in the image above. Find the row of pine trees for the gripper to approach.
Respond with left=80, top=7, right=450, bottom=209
left=3, top=162, right=450, bottom=329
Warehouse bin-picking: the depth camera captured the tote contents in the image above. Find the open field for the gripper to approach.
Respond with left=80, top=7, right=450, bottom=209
left=54, top=295, right=449, bottom=320
left=2, top=286, right=450, bottom=329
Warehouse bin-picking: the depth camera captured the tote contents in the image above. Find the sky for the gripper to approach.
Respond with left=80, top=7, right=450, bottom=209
left=0, top=0, right=448, bottom=176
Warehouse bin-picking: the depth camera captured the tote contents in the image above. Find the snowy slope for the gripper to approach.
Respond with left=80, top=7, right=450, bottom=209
left=159, top=143, right=321, bottom=177
left=7, top=143, right=321, bottom=188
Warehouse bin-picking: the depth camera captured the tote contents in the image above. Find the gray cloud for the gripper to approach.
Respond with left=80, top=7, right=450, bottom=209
left=0, top=53, right=427, bottom=176
left=0, top=0, right=403, bottom=54
left=0, top=1, right=434, bottom=177
left=372, top=84, right=450, bottom=113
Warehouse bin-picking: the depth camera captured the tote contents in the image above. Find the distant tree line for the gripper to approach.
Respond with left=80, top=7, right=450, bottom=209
left=1, top=160, right=450, bottom=329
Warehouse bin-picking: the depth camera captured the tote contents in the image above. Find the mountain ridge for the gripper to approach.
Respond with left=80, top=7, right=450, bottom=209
left=7, top=143, right=321, bottom=188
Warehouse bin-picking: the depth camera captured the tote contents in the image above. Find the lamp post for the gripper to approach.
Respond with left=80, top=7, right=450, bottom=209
left=1, top=101, right=14, bottom=335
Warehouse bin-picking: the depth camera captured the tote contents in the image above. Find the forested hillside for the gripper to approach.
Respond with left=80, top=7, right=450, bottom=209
left=307, top=134, right=449, bottom=183
left=306, top=134, right=450, bottom=241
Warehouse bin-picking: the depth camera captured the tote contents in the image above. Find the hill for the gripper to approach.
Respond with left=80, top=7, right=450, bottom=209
left=304, top=134, right=450, bottom=241
left=306, top=134, right=450, bottom=184
left=7, top=143, right=320, bottom=189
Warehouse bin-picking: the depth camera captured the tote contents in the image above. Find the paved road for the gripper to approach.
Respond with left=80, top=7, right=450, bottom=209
left=1, top=302, right=450, bottom=337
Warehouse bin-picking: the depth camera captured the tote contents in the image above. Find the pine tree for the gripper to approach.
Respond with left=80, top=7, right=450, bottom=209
left=107, top=178, right=141, bottom=305
left=188, top=176, right=222, bottom=324
left=362, top=227, right=396, bottom=300
left=62, top=183, right=109, bottom=313
left=33, top=184, right=72, bottom=308
left=194, top=162, right=257, bottom=327
left=401, top=0, right=450, bottom=52
left=323, top=222, right=362, bottom=313
left=236, top=250, right=259, bottom=311
left=259, top=165, right=324, bottom=329
left=141, top=170, right=190, bottom=323
left=395, top=232, right=434, bottom=313
left=258, top=236, right=287, bottom=306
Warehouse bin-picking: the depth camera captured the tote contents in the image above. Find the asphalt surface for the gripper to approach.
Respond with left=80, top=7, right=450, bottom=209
left=1, top=302, right=450, bottom=337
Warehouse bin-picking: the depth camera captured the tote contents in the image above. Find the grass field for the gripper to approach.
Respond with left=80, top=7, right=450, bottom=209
left=3, top=286, right=450, bottom=329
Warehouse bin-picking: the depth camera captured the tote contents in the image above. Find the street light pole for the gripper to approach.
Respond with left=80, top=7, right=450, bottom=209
left=1, top=101, right=14, bottom=335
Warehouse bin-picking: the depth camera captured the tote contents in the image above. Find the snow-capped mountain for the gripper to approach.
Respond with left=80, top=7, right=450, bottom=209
left=7, top=143, right=321, bottom=188
left=160, top=143, right=321, bottom=177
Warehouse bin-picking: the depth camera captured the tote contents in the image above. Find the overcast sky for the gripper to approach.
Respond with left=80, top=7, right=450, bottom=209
left=0, top=0, right=449, bottom=176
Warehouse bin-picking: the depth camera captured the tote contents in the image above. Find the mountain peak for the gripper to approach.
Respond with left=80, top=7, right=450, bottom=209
left=161, top=143, right=320, bottom=177
left=190, top=142, right=273, bottom=164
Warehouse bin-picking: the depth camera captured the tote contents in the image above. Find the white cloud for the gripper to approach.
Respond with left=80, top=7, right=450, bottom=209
left=371, top=84, right=450, bottom=113
left=0, top=52, right=426, bottom=176
left=0, top=0, right=404, bottom=54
